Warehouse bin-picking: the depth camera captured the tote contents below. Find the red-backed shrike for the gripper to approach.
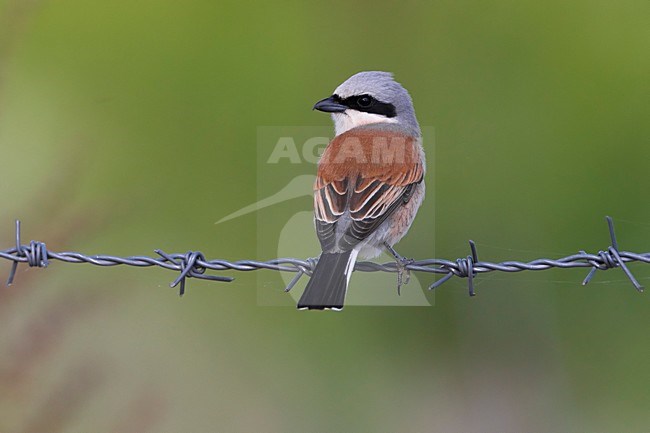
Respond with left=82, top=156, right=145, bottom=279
left=298, top=71, right=425, bottom=310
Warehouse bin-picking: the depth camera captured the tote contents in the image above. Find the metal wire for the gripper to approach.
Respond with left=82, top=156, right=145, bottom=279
left=1, top=217, right=648, bottom=296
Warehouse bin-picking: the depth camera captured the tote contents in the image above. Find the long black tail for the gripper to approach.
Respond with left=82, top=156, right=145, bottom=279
left=297, top=251, right=357, bottom=310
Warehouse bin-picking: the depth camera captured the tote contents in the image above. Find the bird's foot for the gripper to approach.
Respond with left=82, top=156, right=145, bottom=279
left=384, top=243, right=414, bottom=295
left=396, top=257, right=414, bottom=295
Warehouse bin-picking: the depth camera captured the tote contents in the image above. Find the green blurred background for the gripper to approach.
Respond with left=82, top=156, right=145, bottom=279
left=1, top=1, right=649, bottom=431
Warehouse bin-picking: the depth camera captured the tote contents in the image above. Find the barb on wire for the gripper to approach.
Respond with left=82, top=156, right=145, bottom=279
left=580, top=216, right=643, bottom=292
left=1, top=217, right=648, bottom=296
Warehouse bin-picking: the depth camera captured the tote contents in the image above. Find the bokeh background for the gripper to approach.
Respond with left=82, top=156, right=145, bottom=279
left=1, top=1, right=649, bottom=431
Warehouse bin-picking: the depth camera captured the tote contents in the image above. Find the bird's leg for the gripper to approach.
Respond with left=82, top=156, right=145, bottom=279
left=384, top=243, right=414, bottom=295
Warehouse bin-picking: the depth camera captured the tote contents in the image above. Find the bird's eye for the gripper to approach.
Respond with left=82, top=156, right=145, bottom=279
left=357, top=95, right=373, bottom=108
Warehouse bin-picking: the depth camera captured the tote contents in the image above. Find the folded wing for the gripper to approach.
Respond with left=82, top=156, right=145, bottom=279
left=314, top=128, right=423, bottom=252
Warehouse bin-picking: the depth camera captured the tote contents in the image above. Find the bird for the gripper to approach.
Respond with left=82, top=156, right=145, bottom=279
left=297, top=71, right=425, bottom=310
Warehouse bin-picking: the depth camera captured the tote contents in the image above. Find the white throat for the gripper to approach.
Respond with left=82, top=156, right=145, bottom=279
left=332, top=110, right=398, bottom=136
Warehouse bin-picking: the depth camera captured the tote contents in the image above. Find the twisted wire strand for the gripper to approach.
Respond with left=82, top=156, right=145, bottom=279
left=1, top=217, right=647, bottom=296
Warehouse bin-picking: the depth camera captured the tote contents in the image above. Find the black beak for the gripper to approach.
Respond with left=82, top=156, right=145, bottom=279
left=313, top=96, right=347, bottom=113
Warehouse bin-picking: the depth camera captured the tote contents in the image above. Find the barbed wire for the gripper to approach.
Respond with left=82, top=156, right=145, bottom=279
left=0, top=217, right=647, bottom=297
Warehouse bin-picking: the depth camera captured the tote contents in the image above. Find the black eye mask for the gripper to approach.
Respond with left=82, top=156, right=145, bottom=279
left=332, top=94, right=397, bottom=118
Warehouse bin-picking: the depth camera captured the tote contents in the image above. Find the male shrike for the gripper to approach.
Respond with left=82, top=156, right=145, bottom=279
left=298, top=71, right=425, bottom=310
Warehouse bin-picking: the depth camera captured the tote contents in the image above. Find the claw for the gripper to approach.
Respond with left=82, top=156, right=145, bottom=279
left=396, top=257, right=415, bottom=295
left=384, top=242, right=414, bottom=295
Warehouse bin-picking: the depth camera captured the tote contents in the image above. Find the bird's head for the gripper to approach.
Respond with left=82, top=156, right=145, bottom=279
left=313, top=71, right=420, bottom=137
